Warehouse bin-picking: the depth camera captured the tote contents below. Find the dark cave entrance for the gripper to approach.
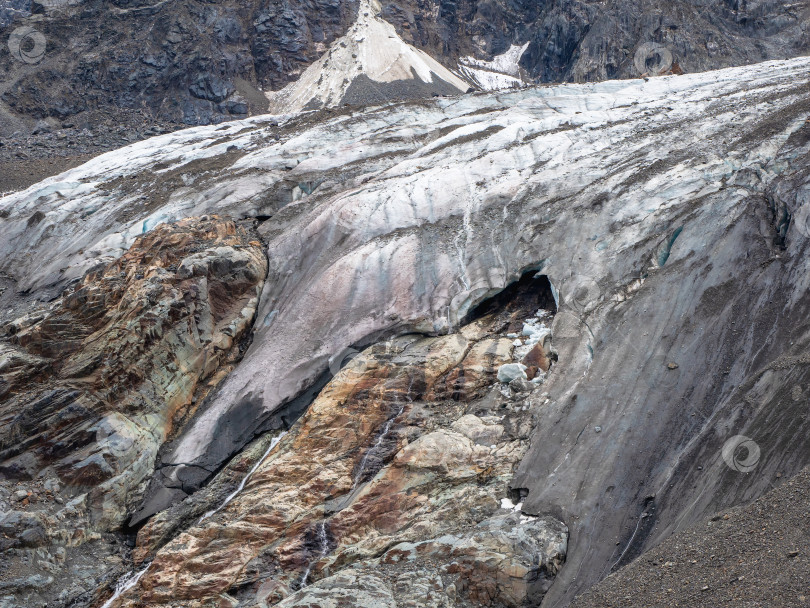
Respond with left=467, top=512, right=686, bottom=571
left=461, top=271, right=557, bottom=331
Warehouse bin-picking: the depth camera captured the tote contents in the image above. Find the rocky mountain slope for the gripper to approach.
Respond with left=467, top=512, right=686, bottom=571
left=1, top=56, right=809, bottom=607
left=1, top=0, right=808, bottom=136
left=126, top=280, right=566, bottom=607
left=0, top=216, right=267, bottom=606
left=572, top=466, right=810, bottom=607
left=265, top=0, right=472, bottom=114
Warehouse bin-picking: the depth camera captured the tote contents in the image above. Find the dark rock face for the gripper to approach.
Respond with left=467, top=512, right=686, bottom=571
left=0, top=0, right=360, bottom=129
left=1, top=0, right=807, bottom=130
left=0, top=216, right=267, bottom=607
left=251, top=0, right=361, bottom=88
left=384, top=0, right=810, bottom=82
left=0, top=215, right=266, bottom=498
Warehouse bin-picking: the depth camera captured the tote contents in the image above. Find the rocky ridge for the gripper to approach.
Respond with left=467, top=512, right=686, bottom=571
left=0, top=216, right=267, bottom=607
left=0, top=0, right=808, bottom=134
left=0, top=0, right=361, bottom=131
left=114, top=275, right=566, bottom=607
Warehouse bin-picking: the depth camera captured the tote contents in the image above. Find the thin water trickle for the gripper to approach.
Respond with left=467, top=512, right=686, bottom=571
left=100, top=562, right=151, bottom=608
left=350, top=373, right=414, bottom=492
left=299, top=520, right=329, bottom=588
left=299, top=372, right=416, bottom=588
left=198, top=431, right=287, bottom=524
left=350, top=404, right=404, bottom=489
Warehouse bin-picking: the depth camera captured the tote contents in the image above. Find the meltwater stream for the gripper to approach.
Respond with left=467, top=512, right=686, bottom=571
left=198, top=431, right=288, bottom=524
left=298, top=375, right=416, bottom=588
left=350, top=403, right=405, bottom=491
left=100, top=563, right=151, bottom=608
left=299, top=520, right=330, bottom=588
left=350, top=374, right=414, bottom=492
left=100, top=430, right=289, bottom=603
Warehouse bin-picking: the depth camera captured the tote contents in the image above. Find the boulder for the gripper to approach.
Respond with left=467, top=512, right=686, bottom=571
left=497, top=364, right=528, bottom=384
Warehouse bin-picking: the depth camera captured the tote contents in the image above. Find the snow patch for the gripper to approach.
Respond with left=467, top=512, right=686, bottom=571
left=512, top=309, right=553, bottom=361
left=459, top=43, right=529, bottom=91
left=460, top=68, right=523, bottom=91
left=500, top=497, right=525, bottom=512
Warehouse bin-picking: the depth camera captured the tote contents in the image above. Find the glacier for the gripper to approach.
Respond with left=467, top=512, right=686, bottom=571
left=1, top=56, right=810, bottom=605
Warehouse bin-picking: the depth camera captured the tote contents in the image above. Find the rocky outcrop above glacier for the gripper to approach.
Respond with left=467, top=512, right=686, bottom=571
left=385, top=0, right=810, bottom=84
left=1, top=57, right=810, bottom=605
left=2, top=0, right=808, bottom=130
left=0, top=0, right=362, bottom=130
left=110, top=282, right=566, bottom=607
left=0, top=216, right=266, bottom=607
left=266, top=0, right=471, bottom=114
